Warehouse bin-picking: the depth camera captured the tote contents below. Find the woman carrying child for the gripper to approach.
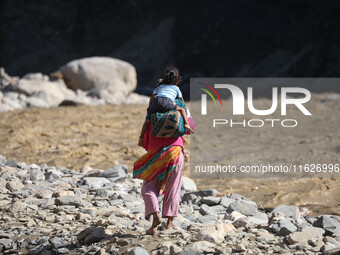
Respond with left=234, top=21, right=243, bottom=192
left=133, top=66, right=194, bottom=235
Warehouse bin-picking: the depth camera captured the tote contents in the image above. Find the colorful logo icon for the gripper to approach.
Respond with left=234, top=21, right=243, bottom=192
left=199, top=82, right=223, bottom=106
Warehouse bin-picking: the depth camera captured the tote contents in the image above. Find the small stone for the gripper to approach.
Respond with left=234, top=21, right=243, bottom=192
left=96, top=219, right=106, bottom=226
left=55, top=196, right=84, bottom=207
left=226, top=211, right=247, bottom=221
left=182, top=241, right=216, bottom=254
left=0, top=154, right=6, bottom=165
left=271, top=219, right=297, bottom=236
left=56, top=248, right=70, bottom=254
left=181, top=177, right=197, bottom=192
left=300, top=225, right=325, bottom=239
left=227, top=200, right=258, bottom=216
left=99, top=165, right=128, bottom=179
left=53, top=190, right=75, bottom=197
left=127, top=246, right=149, bottom=255
left=9, top=201, right=27, bottom=212
left=313, top=215, right=340, bottom=236
left=199, top=214, right=218, bottom=223
left=79, top=165, right=93, bottom=174
left=220, top=196, right=235, bottom=208
left=28, top=169, right=45, bottom=181
left=40, top=198, right=55, bottom=208
left=210, top=205, right=225, bottom=214
left=49, top=237, right=68, bottom=249
left=6, top=181, right=24, bottom=191
left=179, top=204, right=194, bottom=214
left=45, top=169, right=61, bottom=181
left=199, top=204, right=217, bottom=216
left=288, top=231, right=316, bottom=245
left=83, top=177, right=110, bottom=189
left=248, top=212, right=268, bottom=225
left=200, top=196, right=221, bottom=206
left=197, top=222, right=234, bottom=243
left=0, top=238, right=12, bottom=249
left=270, top=204, right=300, bottom=220
left=6, top=159, right=18, bottom=167
left=182, top=189, right=219, bottom=201
left=235, top=243, right=246, bottom=252
left=76, top=212, right=91, bottom=220
left=77, top=227, right=106, bottom=245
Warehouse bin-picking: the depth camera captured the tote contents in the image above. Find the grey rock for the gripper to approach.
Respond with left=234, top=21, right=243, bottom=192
left=28, top=163, right=40, bottom=169
left=26, top=96, right=48, bottom=108
left=127, top=246, right=149, bottom=255
left=314, top=215, right=340, bottom=235
left=181, top=177, right=197, bottom=192
left=0, top=238, right=12, bottom=249
left=55, top=196, right=84, bottom=207
left=306, top=216, right=318, bottom=225
left=300, top=225, right=325, bottom=239
left=179, top=204, right=194, bottom=214
left=200, top=196, right=221, bottom=206
left=6, top=181, right=24, bottom=191
left=199, top=204, right=217, bottom=216
left=119, top=193, right=134, bottom=202
left=40, top=198, right=55, bottom=208
left=44, top=169, right=61, bottom=182
left=59, top=57, right=137, bottom=104
left=182, top=189, right=218, bottom=202
left=49, top=237, right=68, bottom=249
left=184, top=214, right=199, bottom=222
left=227, top=200, right=258, bottom=216
left=210, top=205, right=226, bottom=214
left=6, top=159, right=18, bottom=167
left=199, top=214, right=218, bottom=223
left=99, top=165, right=128, bottom=179
left=96, top=189, right=109, bottom=198
left=28, top=169, right=45, bottom=181
left=0, top=103, right=13, bottom=112
left=16, top=73, right=67, bottom=107
left=270, top=204, right=300, bottom=220
left=220, top=196, right=236, bottom=208
left=227, top=193, right=252, bottom=201
left=248, top=212, right=268, bottom=225
left=271, top=219, right=297, bottom=236
left=9, top=201, right=27, bottom=212
left=83, top=177, right=110, bottom=189
left=56, top=248, right=70, bottom=254
left=77, top=227, right=106, bottom=245
left=0, top=154, right=6, bottom=165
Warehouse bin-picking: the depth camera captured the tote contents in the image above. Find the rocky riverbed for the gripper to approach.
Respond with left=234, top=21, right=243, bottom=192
left=0, top=155, right=340, bottom=254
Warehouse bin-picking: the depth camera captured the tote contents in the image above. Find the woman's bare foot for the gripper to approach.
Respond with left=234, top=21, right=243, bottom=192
left=166, top=217, right=173, bottom=230
left=146, top=212, right=162, bottom=235
left=138, top=137, right=144, bottom=147
left=184, top=124, right=194, bottom=134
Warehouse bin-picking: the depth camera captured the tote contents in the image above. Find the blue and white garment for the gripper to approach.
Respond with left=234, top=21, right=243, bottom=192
left=153, top=85, right=182, bottom=102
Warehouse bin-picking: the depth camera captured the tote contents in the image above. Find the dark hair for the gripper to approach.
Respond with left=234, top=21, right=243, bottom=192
left=156, top=66, right=182, bottom=87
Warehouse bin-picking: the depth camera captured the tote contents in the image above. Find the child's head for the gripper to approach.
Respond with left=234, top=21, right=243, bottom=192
left=157, top=66, right=182, bottom=86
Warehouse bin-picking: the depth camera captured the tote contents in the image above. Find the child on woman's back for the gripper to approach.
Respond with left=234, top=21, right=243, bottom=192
left=138, top=66, right=192, bottom=146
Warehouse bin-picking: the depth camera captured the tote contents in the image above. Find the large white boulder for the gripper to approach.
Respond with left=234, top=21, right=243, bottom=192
left=16, top=73, right=71, bottom=107
left=59, top=57, right=137, bottom=104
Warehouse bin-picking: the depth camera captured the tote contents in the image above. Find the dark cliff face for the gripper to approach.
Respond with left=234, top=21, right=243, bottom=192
left=0, top=0, right=340, bottom=96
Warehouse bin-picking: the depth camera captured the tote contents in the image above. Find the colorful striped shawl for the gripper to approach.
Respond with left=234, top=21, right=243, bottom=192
left=133, top=145, right=183, bottom=193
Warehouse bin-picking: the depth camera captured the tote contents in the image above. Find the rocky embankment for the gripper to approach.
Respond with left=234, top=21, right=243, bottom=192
left=0, top=155, right=340, bottom=254
left=0, top=57, right=148, bottom=112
